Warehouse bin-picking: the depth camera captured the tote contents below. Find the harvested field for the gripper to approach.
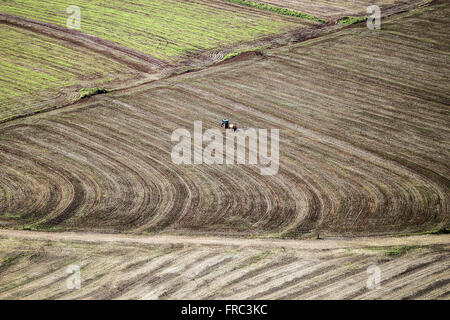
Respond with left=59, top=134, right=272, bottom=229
left=0, top=0, right=311, bottom=63
left=0, top=23, right=144, bottom=123
left=0, top=231, right=448, bottom=299
left=0, top=3, right=448, bottom=236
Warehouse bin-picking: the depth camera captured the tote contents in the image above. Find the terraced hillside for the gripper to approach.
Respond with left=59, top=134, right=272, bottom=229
left=0, top=3, right=448, bottom=236
left=0, top=231, right=448, bottom=299
left=0, top=0, right=310, bottom=62
left=0, top=23, right=144, bottom=123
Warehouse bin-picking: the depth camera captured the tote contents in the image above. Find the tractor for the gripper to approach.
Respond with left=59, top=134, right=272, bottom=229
left=221, top=119, right=237, bottom=132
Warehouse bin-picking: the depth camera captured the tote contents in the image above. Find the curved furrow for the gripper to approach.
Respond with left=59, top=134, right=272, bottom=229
left=173, top=75, right=448, bottom=233
left=10, top=123, right=144, bottom=228
left=107, top=93, right=300, bottom=232
left=0, top=139, right=79, bottom=226
left=38, top=118, right=175, bottom=229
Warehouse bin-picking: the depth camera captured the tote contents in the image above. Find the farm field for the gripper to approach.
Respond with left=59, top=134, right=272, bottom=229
left=0, top=3, right=448, bottom=236
left=0, top=24, right=145, bottom=123
left=0, top=0, right=312, bottom=63
left=0, top=230, right=448, bottom=299
left=0, top=0, right=449, bottom=302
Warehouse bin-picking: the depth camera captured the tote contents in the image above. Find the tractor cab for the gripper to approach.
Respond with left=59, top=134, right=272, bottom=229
left=221, top=119, right=230, bottom=129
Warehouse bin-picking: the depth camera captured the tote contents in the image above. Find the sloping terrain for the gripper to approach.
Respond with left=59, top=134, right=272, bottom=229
left=0, top=3, right=448, bottom=236
left=0, top=231, right=448, bottom=299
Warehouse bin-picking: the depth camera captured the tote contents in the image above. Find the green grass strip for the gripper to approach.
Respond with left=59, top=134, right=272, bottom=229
left=385, top=245, right=420, bottom=256
left=224, top=0, right=325, bottom=23
left=339, top=16, right=368, bottom=25
left=220, top=45, right=268, bottom=62
left=79, top=87, right=109, bottom=99
left=366, top=245, right=421, bottom=257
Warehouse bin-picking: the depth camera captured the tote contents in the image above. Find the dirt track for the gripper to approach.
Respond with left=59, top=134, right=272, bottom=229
left=0, top=229, right=448, bottom=250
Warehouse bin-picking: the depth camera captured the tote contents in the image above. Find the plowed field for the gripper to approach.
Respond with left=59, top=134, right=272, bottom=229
left=0, top=3, right=448, bottom=236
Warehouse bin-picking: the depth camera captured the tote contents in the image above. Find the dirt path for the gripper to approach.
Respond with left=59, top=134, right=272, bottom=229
left=1, top=229, right=448, bottom=250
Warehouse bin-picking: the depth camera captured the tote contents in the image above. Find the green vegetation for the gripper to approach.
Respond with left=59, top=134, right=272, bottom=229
left=79, top=87, right=109, bottom=99
left=240, top=250, right=272, bottom=268
left=402, top=227, right=450, bottom=236
left=22, top=224, right=66, bottom=232
left=223, top=216, right=253, bottom=231
left=222, top=51, right=246, bottom=62
left=366, top=245, right=421, bottom=256
left=419, top=0, right=435, bottom=7
left=220, top=46, right=267, bottom=62
left=385, top=245, right=420, bottom=256
left=3, top=213, right=22, bottom=219
left=0, top=253, right=27, bottom=272
left=0, top=24, right=133, bottom=122
left=339, top=16, right=367, bottom=25
left=0, top=0, right=301, bottom=62
left=224, top=0, right=325, bottom=23
left=430, top=227, right=449, bottom=234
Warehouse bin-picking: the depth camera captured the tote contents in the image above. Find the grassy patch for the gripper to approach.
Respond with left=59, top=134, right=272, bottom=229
left=279, top=229, right=303, bottom=239
left=2, top=213, right=22, bottom=219
left=278, top=219, right=317, bottom=239
left=419, top=0, right=435, bottom=7
left=79, top=87, right=109, bottom=99
left=240, top=250, right=272, bottom=268
left=23, top=225, right=66, bottom=232
left=385, top=245, right=420, bottom=256
left=428, top=227, right=449, bottom=234
left=403, top=227, right=450, bottom=236
left=365, top=245, right=421, bottom=256
left=222, top=51, right=246, bottom=62
left=0, top=253, right=27, bottom=273
left=224, top=0, right=325, bottom=23
left=222, top=216, right=253, bottom=232
left=339, top=16, right=367, bottom=25
left=220, top=47, right=266, bottom=62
